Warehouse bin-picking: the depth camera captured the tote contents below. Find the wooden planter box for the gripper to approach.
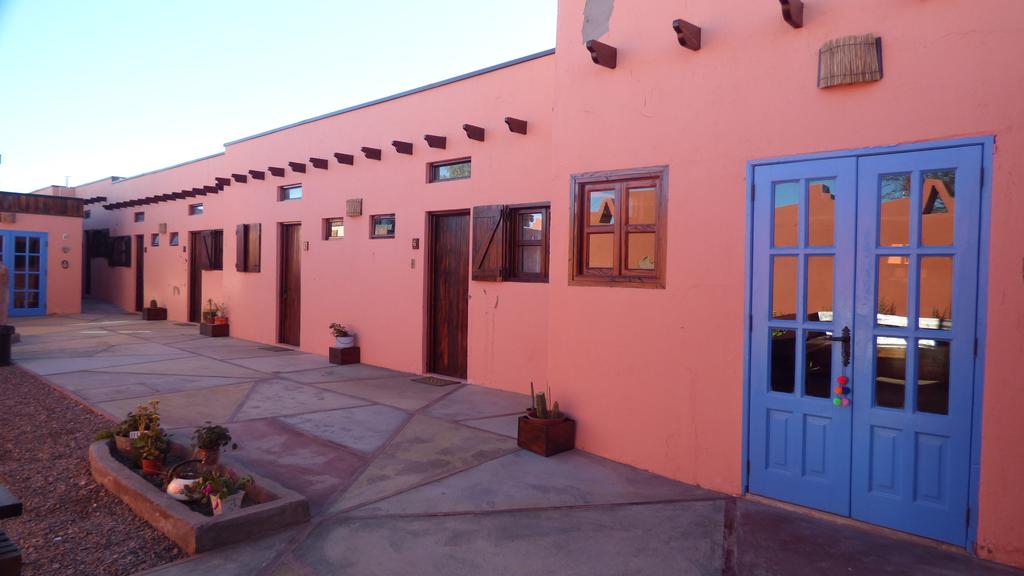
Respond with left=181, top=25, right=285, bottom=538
left=141, top=307, right=167, bottom=321
left=200, top=323, right=230, bottom=337
left=329, top=346, right=361, bottom=365
left=517, top=416, right=576, bottom=457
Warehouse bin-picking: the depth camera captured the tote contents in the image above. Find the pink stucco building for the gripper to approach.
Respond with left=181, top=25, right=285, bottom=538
left=17, top=0, right=1024, bottom=568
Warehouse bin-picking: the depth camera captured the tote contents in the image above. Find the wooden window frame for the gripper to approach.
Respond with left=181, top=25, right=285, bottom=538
left=427, top=157, right=472, bottom=183
left=188, top=203, right=204, bottom=216
left=134, top=211, right=144, bottom=223
left=150, top=233, right=159, bottom=247
left=169, top=232, right=179, bottom=246
left=323, top=217, right=344, bottom=240
left=507, top=203, right=550, bottom=283
left=235, top=223, right=261, bottom=272
left=279, top=184, right=303, bottom=201
left=569, top=166, right=668, bottom=288
left=370, top=214, right=396, bottom=239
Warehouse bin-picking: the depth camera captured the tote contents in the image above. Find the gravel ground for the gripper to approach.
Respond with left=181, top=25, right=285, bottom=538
left=0, top=365, right=186, bottom=576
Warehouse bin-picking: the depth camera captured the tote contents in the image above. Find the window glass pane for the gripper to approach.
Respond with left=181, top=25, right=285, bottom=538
left=771, top=329, right=796, bottom=393
left=917, top=340, right=950, bottom=415
left=806, top=256, right=833, bottom=321
left=327, top=218, right=345, bottom=239
left=772, top=255, right=797, bottom=320
left=169, top=233, right=179, bottom=246
left=587, top=233, right=613, bottom=268
left=589, top=190, right=615, bottom=225
left=626, top=232, right=656, bottom=270
left=432, top=160, right=471, bottom=181
left=519, top=212, right=544, bottom=241
left=189, top=203, right=204, bottom=215
left=880, top=173, right=911, bottom=247
left=282, top=185, right=302, bottom=200
left=876, top=337, right=907, bottom=409
left=519, top=246, right=543, bottom=274
left=805, top=331, right=832, bottom=398
left=877, top=255, right=909, bottom=327
left=773, top=181, right=799, bottom=247
left=134, top=212, right=144, bottom=222
left=371, top=215, right=396, bottom=238
left=921, top=170, right=955, bottom=246
left=627, top=187, right=656, bottom=225
left=807, top=178, right=836, bottom=246
left=919, top=256, right=953, bottom=330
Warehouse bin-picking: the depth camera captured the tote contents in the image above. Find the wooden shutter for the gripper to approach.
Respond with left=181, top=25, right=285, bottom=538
left=235, top=224, right=262, bottom=273
left=235, top=224, right=246, bottom=272
left=471, top=204, right=507, bottom=281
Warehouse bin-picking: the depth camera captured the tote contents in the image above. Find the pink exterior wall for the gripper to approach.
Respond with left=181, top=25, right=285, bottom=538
left=0, top=212, right=82, bottom=315
left=71, top=0, right=1024, bottom=566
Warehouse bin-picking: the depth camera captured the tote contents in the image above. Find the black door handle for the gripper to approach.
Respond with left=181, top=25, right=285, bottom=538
left=828, top=326, right=851, bottom=367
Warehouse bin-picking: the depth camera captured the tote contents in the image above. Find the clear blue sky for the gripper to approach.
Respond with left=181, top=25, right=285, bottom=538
left=0, top=0, right=557, bottom=192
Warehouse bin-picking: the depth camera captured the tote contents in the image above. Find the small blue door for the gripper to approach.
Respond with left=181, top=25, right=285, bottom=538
left=0, top=231, right=47, bottom=317
left=749, top=145, right=982, bottom=545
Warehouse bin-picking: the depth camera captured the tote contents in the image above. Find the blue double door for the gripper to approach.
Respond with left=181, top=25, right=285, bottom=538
left=0, top=230, right=47, bottom=317
left=748, top=145, right=982, bottom=545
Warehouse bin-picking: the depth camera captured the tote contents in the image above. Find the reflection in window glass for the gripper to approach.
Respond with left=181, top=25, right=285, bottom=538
left=587, top=233, right=613, bottom=268
left=917, top=340, right=950, bottom=415
left=919, top=256, right=953, bottom=330
left=520, top=246, right=543, bottom=274
left=875, top=337, right=907, bottom=409
left=589, top=190, right=615, bottom=225
left=807, top=179, right=835, bottom=246
left=772, top=255, right=798, bottom=320
left=805, top=331, right=832, bottom=398
left=771, top=329, right=796, bottom=393
left=880, top=173, right=911, bottom=247
left=627, top=187, right=657, bottom=225
left=169, top=233, right=180, bottom=246
left=520, top=212, right=544, bottom=241
left=430, top=159, right=472, bottom=182
left=806, top=256, right=833, bottom=321
left=626, top=233, right=656, bottom=270
left=877, top=255, right=909, bottom=327
left=325, top=218, right=345, bottom=239
left=921, top=170, right=955, bottom=246
left=280, top=185, right=303, bottom=201
left=773, top=181, right=799, bottom=247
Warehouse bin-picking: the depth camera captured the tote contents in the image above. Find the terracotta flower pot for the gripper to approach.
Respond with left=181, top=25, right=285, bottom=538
left=141, top=458, right=164, bottom=476
left=213, top=316, right=228, bottom=325
left=114, top=434, right=136, bottom=458
left=195, top=447, right=220, bottom=466
left=211, top=492, right=244, bottom=516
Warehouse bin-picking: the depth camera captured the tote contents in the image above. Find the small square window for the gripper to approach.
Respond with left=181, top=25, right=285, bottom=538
left=324, top=217, right=345, bottom=240
left=84, top=210, right=91, bottom=219
left=280, top=185, right=303, bottom=201
left=370, top=214, right=396, bottom=239
left=509, top=206, right=549, bottom=282
left=169, top=232, right=180, bottom=246
left=151, top=233, right=159, bottom=247
left=189, top=203, right=204, bottom=216
left=134, top=211, right=145, bottom=222
left=429, top=158, right=471, bottom=183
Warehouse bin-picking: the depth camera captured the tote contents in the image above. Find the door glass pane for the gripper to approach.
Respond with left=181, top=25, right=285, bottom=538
left=805, top=331, right=832, bottom=398
left=880, top=173, right=911, bottom=247
left=919, top=256, right=953, bottom=330
left=806, top=256, right=833, bottom=321
left=520, top=212, right=544, bottom=241
left=589, top=190, right=615, bottom=225
left=876, top=337, right=907, bottom=409
left=877, top=255, right=909, bottom=327
left=773, top=181, right=799, bottom=247
left=25, top=292, right=38, bottom=309
left=921, top=170, right=955, bottom=246
left=15, top=236, right=26, bottom=253
left=587, top=233, right=613, bottom=268
left=28, top=237, right=40, bottom=254
left=14, top=255, right=25, bottom=271
left=628, top=187, right=657, bottom=225
left=13, top=292, right=25, bottom=308
left=807, top=178, right=836, bottom=246
left=15, top=274, right=25, bottom=290
left=519, top=246, right=543, bottom=274
left=771, top=329, right=796, bottom=393
left=26, top=275, right=39, bottom=291
left=772, top=256, right=797, bottom=320
left=626, top=232, right=656, bottom=270
left=917, top=340, right=950, bottom=415
left=27, top=256, right=40, bottom=273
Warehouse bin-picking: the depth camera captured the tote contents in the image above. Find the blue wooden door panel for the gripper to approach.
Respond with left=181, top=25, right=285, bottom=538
left=749, top=158, right=856, bottom=515
left=851, top=146, right=981, bottom=545
left=1, top=231, right=47, bottom=317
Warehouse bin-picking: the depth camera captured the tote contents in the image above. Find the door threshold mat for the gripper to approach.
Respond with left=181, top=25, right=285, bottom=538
left=412, top=376, right=461, bottom=387
left=259, top=346, right=295, bottom=353
left=174, top=322, right=196, bottom=327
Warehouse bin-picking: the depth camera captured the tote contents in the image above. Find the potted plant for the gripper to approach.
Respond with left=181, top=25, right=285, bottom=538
left=142, top=299, right=167, bottom=321
left=200, top=300, right=230, bottom=337
left=188, top=470, right=253, bottom=516
left=329, top=323, right=355, bottom=348
left=202, top=299, right=218, bottom=324
left=191, top=422, right=238, bottom=466
left=213, top=302, right=229, bottom=325
left=103, top=400, right=161, bottom=459
left=518, top=383, right=576, bottom=457
left=134, top=428, right=169, bottom=476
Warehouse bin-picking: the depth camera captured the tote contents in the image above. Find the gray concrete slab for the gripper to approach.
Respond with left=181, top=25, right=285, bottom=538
left=232, top=379, right=372, bottom=421
left=302, top=501, right=725, bottom=576
left=226, top=353, right=334, bottom=373
left=460, top=414, right=520, bottom=438
left=73, top=382, right=157, bottom=402
left=133, top=528, right=302, bottom=576
left=281, top=405, right=410, bottom=454
left=331, top=414, right=517, bottom=513
left=282, top=363, right=411, bottom=384
left=15, top=353, right=194, bottom=375
left=94, top=355, right=271, bottom=379
left=46, top=371, right=254, bottom=395
left=313, top=376, right=455, bottom=411
left=424, top=384, right=530, bottom=421
left=350, top=450, right=722, bottom=517
left=96, top=382, right=254, bottom=429
left=171, top=338, right=304, bottom=360
left=94, top=342, right=191, bottom=357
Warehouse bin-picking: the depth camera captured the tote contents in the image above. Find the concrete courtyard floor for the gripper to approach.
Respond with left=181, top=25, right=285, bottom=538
left=9, top=301, right=1022, bottom=576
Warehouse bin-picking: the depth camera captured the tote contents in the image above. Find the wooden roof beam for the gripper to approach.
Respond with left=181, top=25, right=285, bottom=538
left=504, top=117, right=528, bottom=135
left=586, top=40, right=617, bottom=69
left=361, top=147, right=381, bottom=161
left=334, top=153, right=354, bottom=165
left=309, top=157, right=329, bottom=170
left=463, top=124, right=485, bottom=142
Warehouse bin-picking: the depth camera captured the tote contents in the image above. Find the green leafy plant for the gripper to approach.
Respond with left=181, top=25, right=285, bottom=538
left=192, top=422, right=237, bottom=451
left=186, top=470, right=254, bottom=503
left=528, top=382, right=563, bottom=420
left=329, top=323, right=350, bottom=337
left=111, top=400, right=161, bottom=437
left=202, top=299, right=219, bottom=323
left=133, top=428, right=169, bottom=461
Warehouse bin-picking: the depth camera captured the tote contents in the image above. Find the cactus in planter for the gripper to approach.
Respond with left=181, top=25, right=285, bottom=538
left=534, top=391, right=549, bottom=419
left=528, top=382, right=564, bottom=421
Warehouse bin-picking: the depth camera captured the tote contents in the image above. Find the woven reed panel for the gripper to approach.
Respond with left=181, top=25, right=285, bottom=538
left=818, top=34, right=882, bottom=88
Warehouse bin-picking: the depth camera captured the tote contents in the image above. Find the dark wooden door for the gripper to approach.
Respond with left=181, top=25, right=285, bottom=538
left=279, top=223, right=302, bottom=346
left=134, top=235, right=144, bottom=311
left=428, top=212, right=470, bottom=378
left=82, top=231, right=91, bottom=296
left=188, top=231, right=203, bottom=323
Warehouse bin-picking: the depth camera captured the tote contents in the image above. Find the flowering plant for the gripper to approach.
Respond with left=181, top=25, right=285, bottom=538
left=186, top=470, right=253, bottom=503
